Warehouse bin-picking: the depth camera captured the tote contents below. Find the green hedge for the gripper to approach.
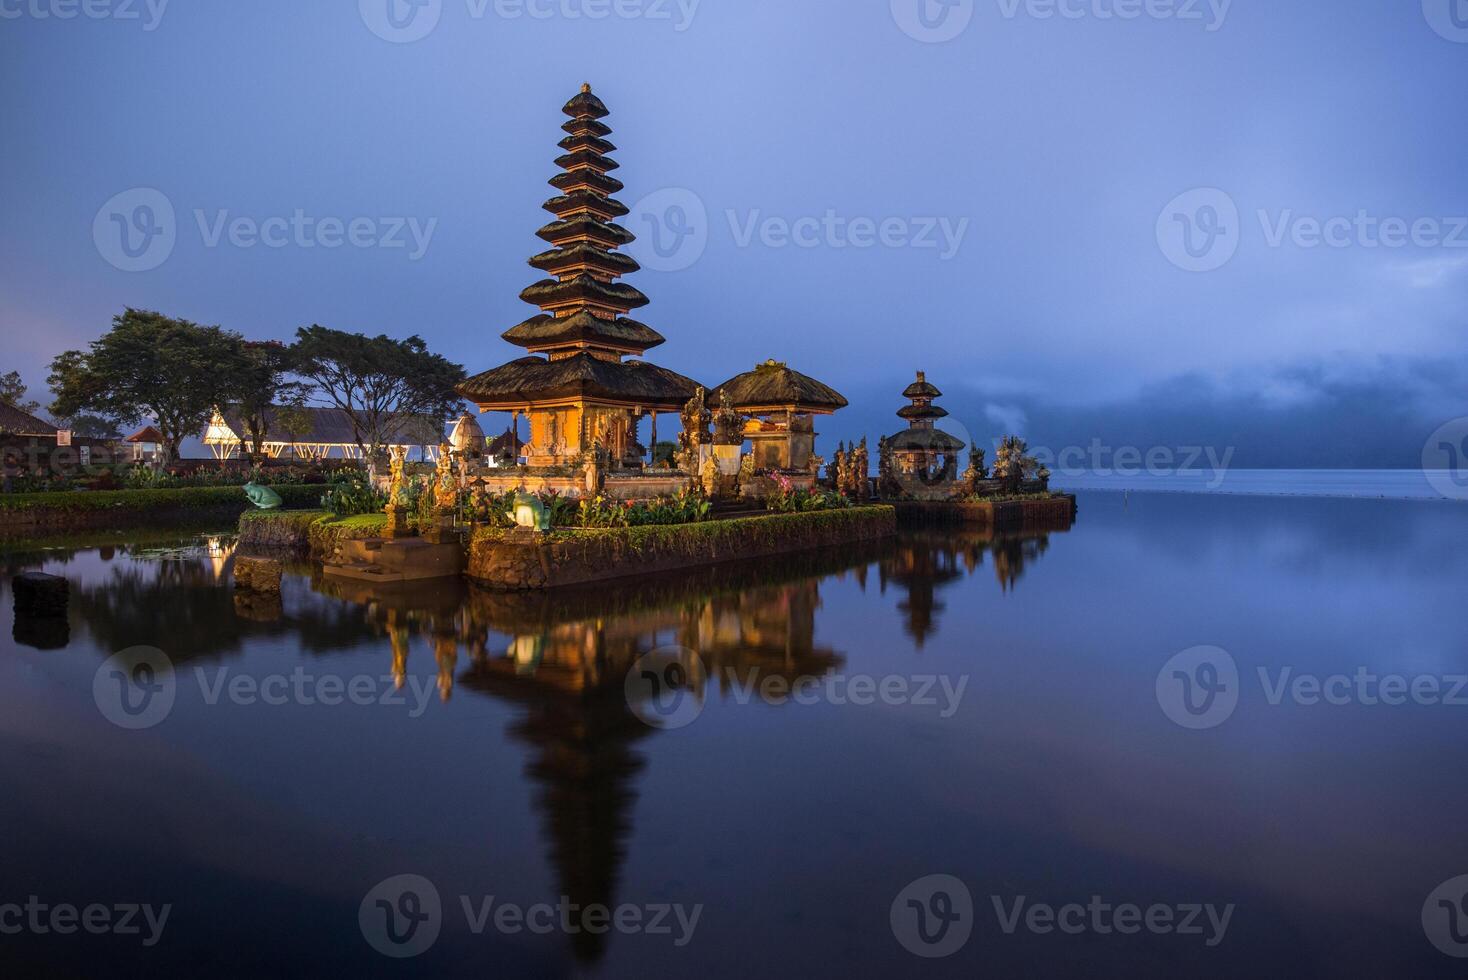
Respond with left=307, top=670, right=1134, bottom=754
left=237, top=510, right=390, bottom=555
left=0, top=484, right=324, bottom=514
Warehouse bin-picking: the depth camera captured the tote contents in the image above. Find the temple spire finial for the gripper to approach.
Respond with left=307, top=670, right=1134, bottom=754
left=581, top=82, right=592, bottom=93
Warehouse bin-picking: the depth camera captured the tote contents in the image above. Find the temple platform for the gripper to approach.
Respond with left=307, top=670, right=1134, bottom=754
left=322, top=537, right=465, bottom=584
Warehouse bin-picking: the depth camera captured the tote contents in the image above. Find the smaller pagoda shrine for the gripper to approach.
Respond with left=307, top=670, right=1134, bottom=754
left=711, top=360, right=848, bottom=475
left=881, top=371, right=966, bottom=500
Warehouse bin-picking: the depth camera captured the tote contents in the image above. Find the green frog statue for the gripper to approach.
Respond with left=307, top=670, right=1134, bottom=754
left=243, top=481, right=283, bottom=510
left=506, top=491, right=552, bottom=533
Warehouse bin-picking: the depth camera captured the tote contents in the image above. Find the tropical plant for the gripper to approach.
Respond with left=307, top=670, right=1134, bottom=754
left=320, top=469, right=388, bottom=516
left=766, top=474, right=852, bottom=513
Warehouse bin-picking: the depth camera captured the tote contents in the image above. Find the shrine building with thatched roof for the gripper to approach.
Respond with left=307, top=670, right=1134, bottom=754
left=457, top=84, right=701, bottom=469
left=710, top=359, right=848, bottom=472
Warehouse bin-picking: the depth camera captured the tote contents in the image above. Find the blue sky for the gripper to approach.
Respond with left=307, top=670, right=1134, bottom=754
left=2, top=0, right=1465, bottom=464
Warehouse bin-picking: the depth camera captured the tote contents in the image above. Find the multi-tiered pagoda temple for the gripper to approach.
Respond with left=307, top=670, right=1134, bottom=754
left=458, top=85, right=700, bottom=469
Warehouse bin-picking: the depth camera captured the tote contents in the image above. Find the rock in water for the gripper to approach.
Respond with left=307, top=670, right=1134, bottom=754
left=13, top=572, right=69, bottom=617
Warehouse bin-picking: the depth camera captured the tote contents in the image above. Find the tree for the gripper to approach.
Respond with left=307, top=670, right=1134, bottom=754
left=0, top=370, right=41, bottom=416
left=49, top=309, right=244, bottom=464
left=53, top=414, right=122, bottom=439
left=222, top=341, right=311, bottom=460
left=291, top=325, right=465, bottom=458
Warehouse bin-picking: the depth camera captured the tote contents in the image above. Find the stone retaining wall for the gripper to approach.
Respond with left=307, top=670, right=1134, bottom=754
left=468, top=506, right=896, bottom=591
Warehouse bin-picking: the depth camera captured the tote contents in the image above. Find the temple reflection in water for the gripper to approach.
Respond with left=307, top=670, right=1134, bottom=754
left=305, top=521, right=1068, bottom=962
left=10, top=519, right=1069, bottom=964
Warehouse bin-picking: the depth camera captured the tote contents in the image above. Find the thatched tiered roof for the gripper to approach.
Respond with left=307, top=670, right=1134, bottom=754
left=888, top=370, right=965, bottom=452
left=461, top=85, right=699, bottom=412
left=888, top=428, right=966, bottom=452
left=711, top=360, right=848, bottom=414
left=459, top=353, right=699, bottom=410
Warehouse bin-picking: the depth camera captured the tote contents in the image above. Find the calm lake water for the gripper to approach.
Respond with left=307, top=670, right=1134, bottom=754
left=2, top=490, right=1466, bottom=978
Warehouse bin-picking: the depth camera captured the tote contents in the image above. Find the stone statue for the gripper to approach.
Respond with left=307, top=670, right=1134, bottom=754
left=700, top=455, right=721, bottom=498
left=243, top=481, right=283, bottom=510
left=878, top=436, right=897, bottom=497
left=828, top=442, right=845, bottom=486
left=679, top=387, right=712, bottom=470
left=836, top=445, right=852, bottom=496
left=739, top=452, right=756, bottom=483
left=584, top=440, right=606, bottom=493
left=962, top=446, right=988, bottom=495
left=851, top=438, right=869, bottom=500
left=713, top=390, right=742, bottom=446
left=433, top=444, right=458, bottom=511
left=507, top=491, right=552, bottom=532
left=387, top=446, right=409, bottom=507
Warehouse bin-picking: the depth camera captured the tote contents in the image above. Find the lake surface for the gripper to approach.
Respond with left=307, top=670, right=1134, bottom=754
left=2, top=492, right=1466, bottom=978
left=1052, top=467, right=1459, bottom=499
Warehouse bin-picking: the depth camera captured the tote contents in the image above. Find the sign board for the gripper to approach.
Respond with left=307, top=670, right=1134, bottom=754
left=56, top=430, right=73, bottom=447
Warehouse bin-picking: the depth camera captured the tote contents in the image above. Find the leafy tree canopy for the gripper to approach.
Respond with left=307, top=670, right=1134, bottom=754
left=0, top=370, right=41, bottom=416
left=291, top=325, right=465, bottom=456
left=49, top=309, right=245, bottom=462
